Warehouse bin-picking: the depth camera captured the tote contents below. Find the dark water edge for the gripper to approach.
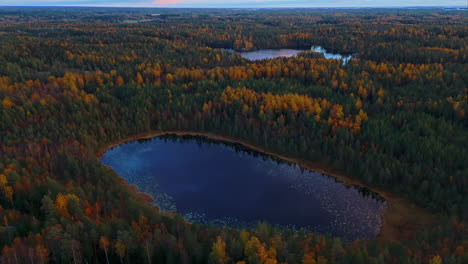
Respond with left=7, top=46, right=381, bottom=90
left=101, top=134, right=386, bottom=240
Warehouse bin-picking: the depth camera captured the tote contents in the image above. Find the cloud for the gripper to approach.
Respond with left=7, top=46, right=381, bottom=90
left=154, top=0, right=184, bottom=5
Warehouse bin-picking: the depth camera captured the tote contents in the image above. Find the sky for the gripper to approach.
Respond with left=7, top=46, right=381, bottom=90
left=2, top=0, right=466, bottom=8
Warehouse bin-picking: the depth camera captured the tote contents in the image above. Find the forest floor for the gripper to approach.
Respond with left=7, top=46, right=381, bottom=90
left=96, top=130, right=435, bottom=242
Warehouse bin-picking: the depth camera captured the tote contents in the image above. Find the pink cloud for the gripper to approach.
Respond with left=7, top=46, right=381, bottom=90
left=154, top=0, right=185, bottom=5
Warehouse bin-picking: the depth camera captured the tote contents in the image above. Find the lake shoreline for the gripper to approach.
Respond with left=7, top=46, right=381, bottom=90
left=96, top=130, right=433, bottom=242
left=236, top=46, right=353, bottom=62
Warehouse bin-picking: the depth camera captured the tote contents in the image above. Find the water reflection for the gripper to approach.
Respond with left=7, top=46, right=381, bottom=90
left=101, top=134, right=386, bottom=240
left=238, top=46, right=354, bottom=64
left=239, top=49, right=303, bottom=61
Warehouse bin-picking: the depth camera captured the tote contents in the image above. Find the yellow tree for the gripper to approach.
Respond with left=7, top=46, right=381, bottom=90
left=209, top=236, right=230, bottom=264
left=302, top=252, right=316, bottom=264
left=55, top=193, right=69, bottom=218
left=114, top=239, right=126, bottom=264
left=355, top=98, right=362, bottom=109
left=166, top=73, right=174, bottom=84
left=0, top=174, right=13, bottom=204
left=330, top=104, right=344, bottom=120
left=429, top=255, right=442, bottom=264
left=136, top=72, right=144, bottom=85
left=54, top=193, right=79, bottom=219
left=116, top=76, right=124, bottom=87
left=2, top=98, right=14, bottom=109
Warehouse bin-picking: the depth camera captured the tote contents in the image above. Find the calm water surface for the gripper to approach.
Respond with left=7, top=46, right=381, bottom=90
left=240, top=49, right=303, bottom=60
left=239, top=46, right=353, bottom=63
left=101, top=135, right=386, bottom=240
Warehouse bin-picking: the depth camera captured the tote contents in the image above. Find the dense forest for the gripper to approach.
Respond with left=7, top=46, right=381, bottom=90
left=0, top=7, right=466, bottom=264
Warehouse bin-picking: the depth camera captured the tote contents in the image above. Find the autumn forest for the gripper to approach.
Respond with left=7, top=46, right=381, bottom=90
left=0, top=7, right=466, bottom=264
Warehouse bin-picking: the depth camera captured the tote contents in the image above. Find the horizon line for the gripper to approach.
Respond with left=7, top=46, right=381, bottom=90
left=1, top=5, right=466, bottom=9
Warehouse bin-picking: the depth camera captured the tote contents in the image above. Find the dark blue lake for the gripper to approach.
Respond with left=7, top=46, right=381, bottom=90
left=101, top=135, right=386, bottom=240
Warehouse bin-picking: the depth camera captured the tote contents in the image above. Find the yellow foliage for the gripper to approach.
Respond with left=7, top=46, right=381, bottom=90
left=0, top=76, right=9, bottom=87
left=2, top=98, right=14, bottom=109
left=4, top=186, right=13, bottom=201
left=0, top=174, right=7, bottom=186
left=0, top=174, right=13, bottom=202
left=84, top=94, right=97, bottom=104
left=203, top=101, right=213, bottom=112
left=55, top=194, right=69, bottom=217
left=114, top=239, right=126, bottom=258
left=116, top=76, right=124, bottom=86
left=166, top=73, right=174, bottom=83
left=331, top=104, right=344, bottom=119
left=377, top=89, right=385, bottom=97
left=355, top=98, right=362, bottom=109
left=358, top=109, right=369, bottom=122
left=240, top=230, right=250, bottom=245
left=209, top=236, right=230, bottom=264
left=55, top=193, right=80, bottom=218
left=428, top=255, right=442, bottom=264
left=357, top=85, right=368, bottom=98
left=31, top=92, right=41, bottom=101
left=244, top=236, right=278, bottom=264
left=136, top=72, right=144, bottom=85
left=302, top=252, right=316, bottom=264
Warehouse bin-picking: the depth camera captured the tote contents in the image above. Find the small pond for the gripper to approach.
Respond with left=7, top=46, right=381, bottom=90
left=101, top=135, right=386, bottom=240
left=239, top=49, right=304, bottom=61
left=239, top=46, right=353, bottom=63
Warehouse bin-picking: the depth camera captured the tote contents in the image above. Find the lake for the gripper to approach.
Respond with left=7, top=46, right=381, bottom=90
left=101, top=134, right=386, bottom=240
left=239, top=46, right=353, bottom=63
left=239, top=49, right=304, bottom=61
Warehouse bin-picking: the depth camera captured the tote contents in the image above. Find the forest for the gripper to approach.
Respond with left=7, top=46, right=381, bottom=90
left=0, top=6, right=467, bottom=264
